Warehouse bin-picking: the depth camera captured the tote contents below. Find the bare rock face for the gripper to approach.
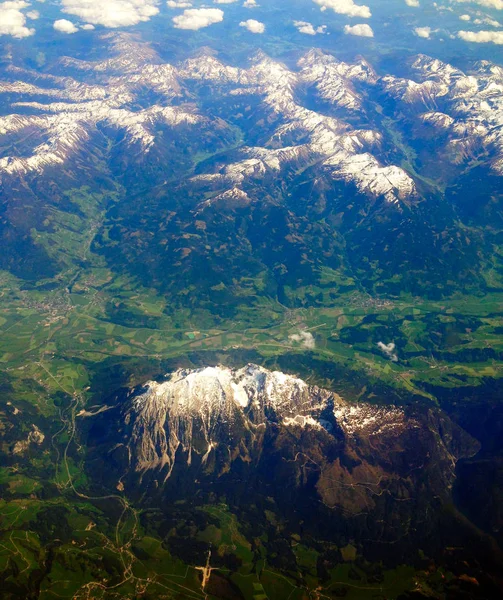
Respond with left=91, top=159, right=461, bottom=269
left=86, top=364, right=479, bottom=550
left=116, top=365, right=332, bottom=479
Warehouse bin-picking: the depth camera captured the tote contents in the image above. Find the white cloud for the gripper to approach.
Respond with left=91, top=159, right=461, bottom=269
left=26, top=9, right=39, bottom=18
left=313, top=0, right=371, bottom=18
left=432, top=2, right=453, bottom=12
left=459, top=13, right=471, bottom=20
left=239, top=18, right=264, bottom=33
left=377, top=341, right=398, bottom=361
left=453, top=0, right=503, bottom=9
left=293, top=20, right=326, bottom=34
left=243, top=0, right=257, bottom=6
left=414, top=25, right=432, bottom=38
left=344, top=22, right=373, bottom=36
left=214, top=0, right=236, bottom=3
left=458, top=28, right=503, bottom=43
left=289, top=331, right=316, bottom=350
left=61, top=0, right=160, bottom=28
left=0, top=1, right=35, bottom=38
left=405, top=0, right=420, bottom=6
left=81, top=23, right=95, bottom=29
left=54, top=18, right=78, bottom=33
left=167, top=0, right=191, bottom=7
left=474, top=16, right=502, bottom=26
left=173, top=7, right=223, bottom=29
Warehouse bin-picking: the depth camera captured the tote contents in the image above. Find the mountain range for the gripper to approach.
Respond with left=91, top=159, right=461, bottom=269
left=1, top=33, right=502, bottom=305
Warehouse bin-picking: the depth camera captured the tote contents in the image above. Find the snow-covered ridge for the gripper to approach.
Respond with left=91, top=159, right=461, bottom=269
left=0, top=101, right=207, bottom=175
left=1, top=34, right=502, bottom=192
left=134, top=364, right=316, bottom=413
left=381, top=54, right=503, bottom=174
left=184, top=49, right=415, bottom=205
left=120, top=364, right=412, bottom=479
left=0, top=34, right=417, bottom=204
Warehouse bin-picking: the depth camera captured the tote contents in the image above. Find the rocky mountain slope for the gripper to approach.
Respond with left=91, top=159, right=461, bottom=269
left=86, top=364, right=479, bottom=555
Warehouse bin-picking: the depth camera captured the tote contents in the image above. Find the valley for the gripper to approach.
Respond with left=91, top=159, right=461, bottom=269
left=2, top=259, right=502, bottom=407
